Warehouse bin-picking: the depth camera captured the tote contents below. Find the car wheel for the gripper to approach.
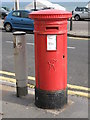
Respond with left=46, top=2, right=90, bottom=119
left=5, top=23, right=12, bottom=32
left=74, top=15, right=80, bottom=21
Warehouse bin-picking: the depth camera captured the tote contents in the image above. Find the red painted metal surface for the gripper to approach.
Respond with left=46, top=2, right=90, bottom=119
left=29, top=9, right=72, bottom=91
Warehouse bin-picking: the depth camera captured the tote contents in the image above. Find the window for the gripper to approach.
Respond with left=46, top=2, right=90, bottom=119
left=84, top=8, right=88, bottom=12
left=79, top=8, right=83, bottom=11
left=21, top=11, right=29, bottom=18
left=12, top=11, right=21, bottom=17
left=75, top=7, right=80, bottom=11
left=75, top=7, right=85, bottom=12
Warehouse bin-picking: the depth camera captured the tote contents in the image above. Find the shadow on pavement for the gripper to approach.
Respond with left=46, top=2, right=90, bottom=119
left=2, top=87, right=35, bottom=106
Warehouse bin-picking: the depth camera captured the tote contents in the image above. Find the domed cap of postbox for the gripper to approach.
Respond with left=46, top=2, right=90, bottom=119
left=29, top=9, right=72, bottom=20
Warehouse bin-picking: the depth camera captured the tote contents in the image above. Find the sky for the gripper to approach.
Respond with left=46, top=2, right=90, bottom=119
left=1, top=0, right=89, bottom=2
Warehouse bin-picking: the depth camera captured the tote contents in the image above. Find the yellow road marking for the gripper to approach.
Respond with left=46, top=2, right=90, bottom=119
left=0, top=76, right=35, bottom=89
left=28, top=76, right=35, bottom=81
left=0, top=71, right=35, bottom=81
left=0, top=71, right=90, bottom=92
left=67, top=84, right=90, bottom=92
left=0, top=76, right=90, bottom=98
left=68, top=90, right=90, bottom=98
left=0, top=76, right=16, bottom=83
left=27, top=84, right=35, bottom=89
left=0, top=71, right=15, bottom=76
left=68, top=36, right=90, bottom=40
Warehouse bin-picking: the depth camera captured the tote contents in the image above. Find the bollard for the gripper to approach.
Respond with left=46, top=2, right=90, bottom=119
left=70, top=11, right=73, bottom=31
left=13, top=31, right=28, bottom=97
left=70, top=17, right=72, bottom=31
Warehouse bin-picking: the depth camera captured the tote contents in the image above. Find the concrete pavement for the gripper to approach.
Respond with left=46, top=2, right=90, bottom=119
left=0, top=83, right=88, bottom=118
left=67, top=20, right=90, bottom=38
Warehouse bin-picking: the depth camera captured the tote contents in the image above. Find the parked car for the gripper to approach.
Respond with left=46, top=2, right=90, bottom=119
left=0, top=8, right=8, bottom=19
left=2, top=7, right=10, bottom=12
left=73, top=7, right=90, bottom=20
left=4, top=10, right=34, bottom=32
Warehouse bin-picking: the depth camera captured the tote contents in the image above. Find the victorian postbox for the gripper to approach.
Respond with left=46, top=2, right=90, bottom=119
left=29, top=9, right=72, bottom=109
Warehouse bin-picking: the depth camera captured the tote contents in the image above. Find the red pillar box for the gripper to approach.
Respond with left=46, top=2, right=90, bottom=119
left=29, top=9, right=72, bottom=109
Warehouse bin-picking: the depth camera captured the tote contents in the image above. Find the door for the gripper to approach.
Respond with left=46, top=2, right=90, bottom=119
left=20, top=11, right=34, bottom=30
left=80, top=8, right=88, bottom=19
left=11, top=11, right=22, bottom=28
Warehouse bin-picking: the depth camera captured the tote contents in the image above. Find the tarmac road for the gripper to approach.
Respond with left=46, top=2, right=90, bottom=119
left=1, top=30, right=88, bottom=88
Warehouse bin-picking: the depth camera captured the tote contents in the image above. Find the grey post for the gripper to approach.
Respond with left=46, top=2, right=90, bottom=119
left=70, top=11, right=73, bottom=31
left=13, top=31, right=28, bottom=97
left=70, top=17, right=72, bottom=31
left=34, top=0, right=36, bottom=11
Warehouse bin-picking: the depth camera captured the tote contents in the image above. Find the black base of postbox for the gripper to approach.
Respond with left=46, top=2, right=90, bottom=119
left=16, top=86, right=28, bottom=97
left=35, top=87, right=67, bottom=109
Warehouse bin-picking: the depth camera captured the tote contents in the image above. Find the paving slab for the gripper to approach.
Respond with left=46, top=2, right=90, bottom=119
left=67, top=20, right=89, bottom=38
left=0, top=84, right=88, bottom=118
